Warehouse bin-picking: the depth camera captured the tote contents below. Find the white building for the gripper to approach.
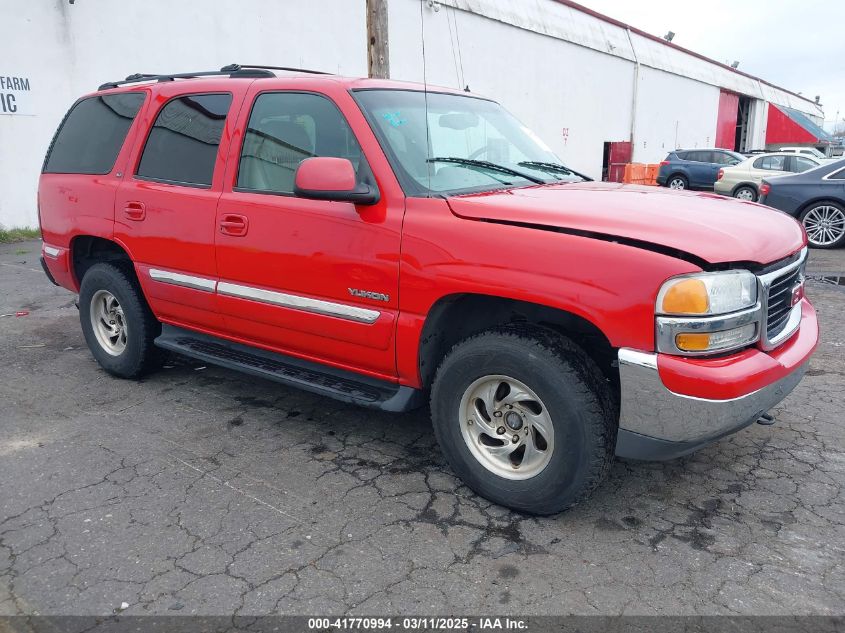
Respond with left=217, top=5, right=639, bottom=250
left=0, top=0, right=828, bottom=229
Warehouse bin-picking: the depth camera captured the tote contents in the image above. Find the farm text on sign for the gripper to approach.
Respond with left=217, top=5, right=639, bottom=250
left=0, top=75, right=32, bottom=114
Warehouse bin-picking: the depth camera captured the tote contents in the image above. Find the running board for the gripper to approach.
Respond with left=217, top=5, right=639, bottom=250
left=154, top=325, right=424, bottom=412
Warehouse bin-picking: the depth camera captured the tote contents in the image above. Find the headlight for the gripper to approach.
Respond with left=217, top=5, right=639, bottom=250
left=655, top=270, right=761, bottom=356
left=656, top=270, right=757, bottom=316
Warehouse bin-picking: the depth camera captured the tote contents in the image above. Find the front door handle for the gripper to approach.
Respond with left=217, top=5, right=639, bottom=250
left=123, top=201, right=146, bottom=221
left=220, top=213, right=249, bottom=237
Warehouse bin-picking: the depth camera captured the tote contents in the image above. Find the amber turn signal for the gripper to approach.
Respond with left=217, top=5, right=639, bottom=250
left=660, top=278, right=709, bottom=314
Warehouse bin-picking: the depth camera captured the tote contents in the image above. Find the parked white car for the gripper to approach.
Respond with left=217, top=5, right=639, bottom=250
left=778, top=147, right=837, bottom=163
left=714, top=152, right=820, bottom=201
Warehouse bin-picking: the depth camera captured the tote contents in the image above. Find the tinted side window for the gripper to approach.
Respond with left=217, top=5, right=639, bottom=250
left=754, top=155, right=787, bottom=171
left=136, top=93, right=232, bottom=186
left=828, top=167, right=845, bottom=180
left=43, top=93, right=145, bottom=174
left=237, top=92, right=365, bottom=194
left=713, top=152, right=739, bottom=165
left=686, top=151, right=711, bottom=163
left=793, top=157, right=817, bottom=173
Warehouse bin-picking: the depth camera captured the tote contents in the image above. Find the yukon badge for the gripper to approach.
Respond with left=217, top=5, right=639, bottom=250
left=348, top=288, right=390, bottom=302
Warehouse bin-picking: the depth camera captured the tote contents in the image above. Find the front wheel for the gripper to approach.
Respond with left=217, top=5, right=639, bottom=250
left=79, top=263, right=164, bottom=378
left=430, top=328, right=616, bottom=515
left=800, top=202, right=845, bottom=249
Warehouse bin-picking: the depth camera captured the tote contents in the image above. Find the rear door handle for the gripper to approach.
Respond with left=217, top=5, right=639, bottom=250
left=123, top=201, right=146, bottom=221
left=220, top=213, right=249, bottom=237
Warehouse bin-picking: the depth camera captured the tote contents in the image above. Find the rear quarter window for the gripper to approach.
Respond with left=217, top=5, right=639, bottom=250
left=43, top=93, right=146, bottom=174
left=136, top=93, right=232, bottom=187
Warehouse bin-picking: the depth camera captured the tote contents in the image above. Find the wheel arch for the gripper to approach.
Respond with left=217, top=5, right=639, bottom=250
left=796, top=196, right=845, bottom=217
left=731, top=182, right=759, bottom=196
left=417, top=293, right=618, bottom=393
left=70, top=235, right=135, bottom=287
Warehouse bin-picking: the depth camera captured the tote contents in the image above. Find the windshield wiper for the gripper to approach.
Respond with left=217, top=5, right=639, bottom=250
left=518, top=161, right=594, bottom=182
left=427, top=157, right=546, bottom=185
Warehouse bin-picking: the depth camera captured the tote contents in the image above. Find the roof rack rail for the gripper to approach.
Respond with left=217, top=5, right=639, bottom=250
left=223, top=63, right=333, bottom=76
left=98, top=63, right=333, bottom=91
left=97, top=65, right=275, bottom=91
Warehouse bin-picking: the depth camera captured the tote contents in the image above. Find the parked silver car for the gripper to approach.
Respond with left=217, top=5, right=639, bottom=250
left=714, top=152, right=819, bottom=201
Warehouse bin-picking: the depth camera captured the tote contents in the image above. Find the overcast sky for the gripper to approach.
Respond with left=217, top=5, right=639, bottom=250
left=577, top=0, right=845, bottom=130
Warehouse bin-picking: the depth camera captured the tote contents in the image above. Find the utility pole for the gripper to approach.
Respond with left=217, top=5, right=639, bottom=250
left=367, top=0, right=390, bottom=78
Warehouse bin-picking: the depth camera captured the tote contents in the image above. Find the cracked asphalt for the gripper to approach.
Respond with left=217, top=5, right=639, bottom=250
left=0, top=239, right=843, bottom=617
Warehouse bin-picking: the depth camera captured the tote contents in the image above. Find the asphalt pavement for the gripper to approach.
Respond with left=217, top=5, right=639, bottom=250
left=0, top=240, right=843, bottom=616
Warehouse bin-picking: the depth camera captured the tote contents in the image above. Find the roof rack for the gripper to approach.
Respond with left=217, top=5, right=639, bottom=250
left=98, top=63, right=332, bottom=91
left=225, top=63, right=333, bottom=76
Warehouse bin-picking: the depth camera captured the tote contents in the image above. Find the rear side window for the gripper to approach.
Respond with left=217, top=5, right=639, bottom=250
left=136, top=93, right=232, bottom=187
left=754, top=156, right=787, bottom=171
left=43, top=93, right=145, bottom=174
left=792, top=156, right=817, bottom=173
left=685, top=151, right=709, bottom=162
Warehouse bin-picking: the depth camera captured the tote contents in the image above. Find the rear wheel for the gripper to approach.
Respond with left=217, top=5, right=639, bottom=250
left=667, top=175, right=688, bottom=190
left=733, top=185, right=757, bottom=202
left=79, top=263, right=164, bottom=378
left=430, top=327, right=616, bottom=515
left=800, top=202, right=845, bottom=249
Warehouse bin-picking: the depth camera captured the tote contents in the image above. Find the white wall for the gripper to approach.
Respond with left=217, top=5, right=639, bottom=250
left=0, top=0, right=366, bottom=229
left=631, top=66, right=721, bottom=163
left=388, top=0, right=634, bottom=179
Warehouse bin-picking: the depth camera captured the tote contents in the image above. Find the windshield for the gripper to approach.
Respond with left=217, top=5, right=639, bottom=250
left=805, top=148, right=826, bottom=159
left=354, top=89, right=580, bottom=195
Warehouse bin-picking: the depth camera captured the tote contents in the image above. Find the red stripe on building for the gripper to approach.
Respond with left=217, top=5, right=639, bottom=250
left=765, top=103, right=817, bottom=144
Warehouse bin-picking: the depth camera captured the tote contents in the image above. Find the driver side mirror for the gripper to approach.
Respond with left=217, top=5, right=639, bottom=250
left=293, top=157, right=378, bottom=205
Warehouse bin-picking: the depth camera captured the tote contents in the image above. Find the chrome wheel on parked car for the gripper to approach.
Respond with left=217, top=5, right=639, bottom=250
left=459, top=375, right=554, bottom=480
left=90, top=289, right=128, bottom=356
left=668, top=176, right=687, bottom=190
left=734, top=186, right=757, bottom=201
left=801, top=204, right=845, bottom=248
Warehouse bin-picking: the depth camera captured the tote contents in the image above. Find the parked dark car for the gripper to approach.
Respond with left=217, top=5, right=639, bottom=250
left=657, top=149, right=745, bottom=190
left=759, top=158, right=845, bottom=249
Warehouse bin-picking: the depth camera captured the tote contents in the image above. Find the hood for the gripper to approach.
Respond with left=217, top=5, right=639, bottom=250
left=446, top=182, right=805, bottom=266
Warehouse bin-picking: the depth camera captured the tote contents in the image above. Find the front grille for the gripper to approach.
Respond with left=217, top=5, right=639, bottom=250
left=765, top=266, right=802, bottom=340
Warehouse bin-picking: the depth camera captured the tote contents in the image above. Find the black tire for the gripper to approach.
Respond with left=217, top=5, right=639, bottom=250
left=666, top=174, right=688, bottom=190
left=78, top=263, right=164, bottom=378
left=799, top=201, right=845, bottom=249
left=430, top=327, right=616, bottom=515
left=733, top=185, right=758, bottom=202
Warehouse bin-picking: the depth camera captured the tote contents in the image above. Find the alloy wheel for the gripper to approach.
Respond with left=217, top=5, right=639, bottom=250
left=89, top=290, right=128, bottom=356
left=458, top=375, right=554, bottom=480
left=802, top=205, right=845, bottom=247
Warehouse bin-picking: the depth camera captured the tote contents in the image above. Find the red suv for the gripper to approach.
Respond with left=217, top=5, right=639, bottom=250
left=39, top=65, right=818, bottom=514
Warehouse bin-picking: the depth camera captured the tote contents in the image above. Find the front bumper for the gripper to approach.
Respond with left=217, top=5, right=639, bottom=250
left=615, top=299, right=818, bottom=460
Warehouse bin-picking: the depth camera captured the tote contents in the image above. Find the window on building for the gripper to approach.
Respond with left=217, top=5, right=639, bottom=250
left=136, top=93, right=232, bottom=187
left=754, top=155, right=787, bottom=171
left=43, top=93, right=146, bottom=174
left=237, top=92, right=367, bottom=194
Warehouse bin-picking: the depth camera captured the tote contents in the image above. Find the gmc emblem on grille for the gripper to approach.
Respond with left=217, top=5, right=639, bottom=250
left=790, top=281, right=804, bottom=307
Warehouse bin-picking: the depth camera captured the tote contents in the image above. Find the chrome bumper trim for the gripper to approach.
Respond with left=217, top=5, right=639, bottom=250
left=617, top=348, right=807, bottom=444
